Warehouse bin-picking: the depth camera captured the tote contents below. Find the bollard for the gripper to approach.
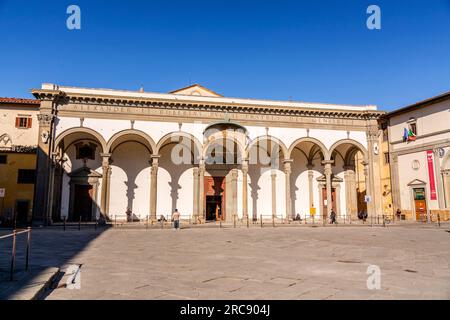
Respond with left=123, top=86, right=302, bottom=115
left=146, top=215, right=149, bottom=230
left=115, top=215, right=117, bottom=227
left=220, top=219, right=222, bottom=228
left=260, top=215, right=263, bottom=228
left=343, top=215, right=346, bottom=224
left=312, top=215, right=315, bottom=225
left=95, top=219, right=98, bottom=230
left=25, top=227, right=31, bottom=271
left=63, top=216, right=66, bottom=231
left=79, top=216, right=81, bottom=231
left=247, top=216, right=249, bottom=228
left=272, top=215, right=275, bottom=227
left=382, top=215, right=386, bottom=228
left=10, top=230, right=17, bottom=281
left=233, top=215, right=236, bottom=228
left=438, top=214, right=441, bottom=227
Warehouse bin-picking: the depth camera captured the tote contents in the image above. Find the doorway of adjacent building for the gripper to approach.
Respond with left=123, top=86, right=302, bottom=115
left=15, top=200, right=29, bottom=225
left=73, top=184, right=93, bottom=221
left=322, top=187, right=337, bottom=216
left=413, top=188, right=427, bottom=222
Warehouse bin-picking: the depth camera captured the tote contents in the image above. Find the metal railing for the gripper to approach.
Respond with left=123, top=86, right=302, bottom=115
left=0, top=227, right=32, bottom=281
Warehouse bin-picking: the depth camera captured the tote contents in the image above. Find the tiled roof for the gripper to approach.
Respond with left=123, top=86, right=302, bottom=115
left=0, top=97, right=40, bottom=105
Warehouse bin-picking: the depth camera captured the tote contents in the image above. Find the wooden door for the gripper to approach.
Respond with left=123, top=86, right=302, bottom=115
left=73, top=184, right=93, bottom=221
left=413, top=188, right=427, bottom=221
left=322, top=187, right=337, bottom=215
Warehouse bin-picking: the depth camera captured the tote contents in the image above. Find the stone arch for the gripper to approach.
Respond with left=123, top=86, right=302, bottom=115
left=328, top=139, right=368, bottom=162
left=156, top=131, right=203, bottom=160
left=288, top=137, right=329, bottom=161
left=106, top=129, right=156, bottom=154
left=246, top=135, right=289, bottom=161
left=55, top=127, right=107, bottom=154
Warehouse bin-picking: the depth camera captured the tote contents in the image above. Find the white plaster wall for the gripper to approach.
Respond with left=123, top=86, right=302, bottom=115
left=54, top=117, right=80, bottom=137
left=0, top=107, right=39, bottom=146
left=398, top=151, right=440, bottom=210
left=109, top=142, right=151, bottom=218
left=83, top=118, right=131, bottom=142
left=60, top=173, right=70, bottom=218
left=389, top=100, right=450, bottom=152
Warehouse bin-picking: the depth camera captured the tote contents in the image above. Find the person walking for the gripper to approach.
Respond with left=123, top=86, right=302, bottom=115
left=172, top=209, right=180, bottom=230
left=330, top=209, right=337, bottom=224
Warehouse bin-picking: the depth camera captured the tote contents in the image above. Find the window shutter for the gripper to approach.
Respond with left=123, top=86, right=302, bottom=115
left=15, top=117, right=20, bottom=128
left=27, top=117, right=32, bottom=128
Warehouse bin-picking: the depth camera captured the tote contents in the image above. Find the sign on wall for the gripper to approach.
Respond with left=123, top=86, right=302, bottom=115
left=426, top=150, right=437, bottom=200
left=0, top=188, right=5, bottom=197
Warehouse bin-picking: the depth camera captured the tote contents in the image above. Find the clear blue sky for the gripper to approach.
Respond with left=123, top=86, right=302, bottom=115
left=0, top=0, right=449, bottom=111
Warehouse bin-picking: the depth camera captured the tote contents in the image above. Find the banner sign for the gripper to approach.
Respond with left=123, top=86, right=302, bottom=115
left=426, top=150, right=437, bottom=200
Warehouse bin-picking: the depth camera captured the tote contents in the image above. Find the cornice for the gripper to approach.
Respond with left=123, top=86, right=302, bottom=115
left=31, top=89, right=385, bottom=120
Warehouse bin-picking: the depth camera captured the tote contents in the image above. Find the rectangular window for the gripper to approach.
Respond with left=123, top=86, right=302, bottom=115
left=384, top=152, right=390, bottom=164
left=409, top=122, right=417, bottom=136
left=0, top=155, right=7, bottom=164
left=15, top=116, right=32, bottom=129
left=17, top=169, right=36, bottom=184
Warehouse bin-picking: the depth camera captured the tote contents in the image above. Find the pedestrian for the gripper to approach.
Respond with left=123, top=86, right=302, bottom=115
left=172, top=209, right=180, bottom=230
left=396, top=208, right=401, bottom=221
left=330, top=209, right=337, bottom=224
left=126, top=207, right=132, bottom=222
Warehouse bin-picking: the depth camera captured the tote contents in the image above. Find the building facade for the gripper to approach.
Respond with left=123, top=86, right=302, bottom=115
left=0, top=98, right=40, bottom=226
left=387, top=92, right=450, bottom=221
left=31, top=83, right=385, bottom=225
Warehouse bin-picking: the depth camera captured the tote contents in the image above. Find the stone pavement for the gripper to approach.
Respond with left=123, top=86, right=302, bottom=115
left=2, top=224, right=450, bottom=299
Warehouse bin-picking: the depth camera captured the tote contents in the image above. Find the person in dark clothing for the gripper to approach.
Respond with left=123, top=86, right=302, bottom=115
left=330, top=209, right=337, bottom=224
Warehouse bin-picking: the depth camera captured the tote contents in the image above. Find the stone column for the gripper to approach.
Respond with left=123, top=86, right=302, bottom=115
left=47, top=152, right=57, bottom=224
left=100, top=153, right=111, bottom=221
left=362, top=161, right=372, bottom=216
left=283, top=159, right=293, bottom=220
left=307, top=165, right=314, bottom=210
left=366, top=122, right=383, bottom=217
left=344, top=166, right=357, bottom=220
left=231, top=169, right=239, bottom=221
left=323, top=160, right=333, bottom=225
left=442, top=169, right=450, bottom=209
left=271, top=170, right=277, bottom=218
left=242, top=160, right=249, bottom=221
left=33, top=107, right=54, bottom=225
left=150, top=155, right=160, bottom=221
left=198, top=161, right=205, bottom=221
left=192, top=167, right=199, bottom=222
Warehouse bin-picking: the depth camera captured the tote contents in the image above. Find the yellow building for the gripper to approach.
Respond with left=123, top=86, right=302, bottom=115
left=0, top=98, right=39, bottom=226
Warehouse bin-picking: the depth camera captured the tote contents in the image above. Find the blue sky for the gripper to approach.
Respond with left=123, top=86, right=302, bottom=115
left=0, top=0, right=449, bottom=111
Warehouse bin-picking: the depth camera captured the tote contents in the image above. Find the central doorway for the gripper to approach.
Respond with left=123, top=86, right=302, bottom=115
left=206, top=195, right=223, bottom=221
left=204, top=176, right=226, bottom=221
left=73, top=184, right=93, bottom=221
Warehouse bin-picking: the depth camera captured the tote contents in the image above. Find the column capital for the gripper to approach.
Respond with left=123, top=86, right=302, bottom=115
left=343, top=165, right=355, bottom=171
left=321, top=160, right=334, bottom=166
left=306, top=163, right=314, bottom=170
left=100, top=153, right=111, bottom=158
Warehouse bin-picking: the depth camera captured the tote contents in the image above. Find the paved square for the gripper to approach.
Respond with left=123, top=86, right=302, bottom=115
left=2, top=224, right=450, bottom=299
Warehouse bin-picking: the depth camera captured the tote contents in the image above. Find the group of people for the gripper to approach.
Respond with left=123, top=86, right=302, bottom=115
left=126, top=208, right=181, bottom=230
